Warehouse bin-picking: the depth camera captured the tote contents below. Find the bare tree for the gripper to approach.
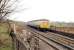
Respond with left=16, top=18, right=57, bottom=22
left=0, top=0, right=18, bottom=22
left=0, top=0, right=18, bottom=34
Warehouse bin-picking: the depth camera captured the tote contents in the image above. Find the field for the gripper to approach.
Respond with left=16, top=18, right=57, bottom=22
left=0, top=23, right=12, bottom=50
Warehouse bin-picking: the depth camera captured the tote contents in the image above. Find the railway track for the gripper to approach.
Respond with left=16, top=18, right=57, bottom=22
left=40, top=31, right=74, bottom=50
left=49, top=29, right=74, bottom=39
left=29, top=26, right=74, bottom=39
left=11, top=24, right=56, bottom=50
left=11, top=24, right=74, bottom=50
left=51, top=27, right=74, bottom=34
left=31, top=33, right=59, bottom=50
left=26, top=26, right=73, bottom=50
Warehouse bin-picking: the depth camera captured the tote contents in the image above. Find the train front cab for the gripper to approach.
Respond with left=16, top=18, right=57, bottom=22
left=39, top=21, right=50, bottom=31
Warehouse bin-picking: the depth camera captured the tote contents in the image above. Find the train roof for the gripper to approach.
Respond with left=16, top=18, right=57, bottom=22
left=28, top=19, right=49, bottom=22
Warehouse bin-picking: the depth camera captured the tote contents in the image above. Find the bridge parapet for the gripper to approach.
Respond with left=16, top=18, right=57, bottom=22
left=10, top=24, right=39, bottom=50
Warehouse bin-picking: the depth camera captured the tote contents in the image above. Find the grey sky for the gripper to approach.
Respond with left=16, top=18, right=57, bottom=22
left=9, top=0, right=74, bottom=22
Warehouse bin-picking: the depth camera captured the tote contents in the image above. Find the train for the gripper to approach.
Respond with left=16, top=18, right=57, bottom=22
left=26, top=19, right=52, bottom=31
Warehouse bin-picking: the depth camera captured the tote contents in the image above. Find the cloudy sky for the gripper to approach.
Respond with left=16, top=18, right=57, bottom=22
left=9, top=0, right=74, bottom=22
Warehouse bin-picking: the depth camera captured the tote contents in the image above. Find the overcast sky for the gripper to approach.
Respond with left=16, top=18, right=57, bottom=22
left=9, top=0, right=74, bottom=22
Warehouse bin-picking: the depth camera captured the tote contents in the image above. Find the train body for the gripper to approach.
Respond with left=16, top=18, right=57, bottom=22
left=27, top=19, right=51, bottom=31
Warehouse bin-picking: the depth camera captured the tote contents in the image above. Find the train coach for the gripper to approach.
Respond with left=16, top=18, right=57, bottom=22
left=26, top=19, right=52, bottom=31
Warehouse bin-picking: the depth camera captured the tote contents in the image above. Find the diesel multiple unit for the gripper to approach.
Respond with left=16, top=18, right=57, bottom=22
left=27, top=19, right=51, bottom=31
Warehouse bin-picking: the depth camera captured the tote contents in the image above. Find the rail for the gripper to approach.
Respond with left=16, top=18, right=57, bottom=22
left=10, top=24, right=74, bottom=50
left=49, top=29, right=74, bottom=39
left=51, top=27, right=74, bottom=34
left=27, top=26, right=74, bottom=50
left=26, top=26, right=73, bottom=50
left=11, top=24, right=57, bottom=50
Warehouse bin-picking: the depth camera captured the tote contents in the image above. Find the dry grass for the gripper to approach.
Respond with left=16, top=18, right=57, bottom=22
left=0, top=23, right=12, bottom=50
